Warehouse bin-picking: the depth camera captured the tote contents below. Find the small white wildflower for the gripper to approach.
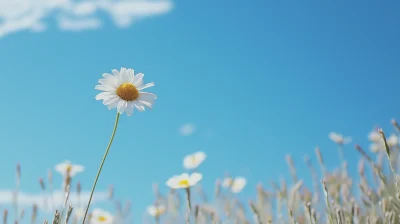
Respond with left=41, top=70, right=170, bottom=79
left=55, top=161, right=84, bottom=177
left=369, top=133, right=398, bottom=153
left=368, top=130, right=381, bottom=142
left=90, top=209, right=113, bottom=224
left=329, top=132, right=351, bottom=145
left=183, top=151, right=206, bottom=169
left=166, top=173, right=202, bottom=189
left=222, top=177, right=247, bottom=193
left=387, top=134, right=399, bottom=147
left=147, top=205, right=166, bottom=217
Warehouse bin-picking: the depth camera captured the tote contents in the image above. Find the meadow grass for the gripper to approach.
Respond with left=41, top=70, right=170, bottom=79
left=5, top=119, right=400, bottom=224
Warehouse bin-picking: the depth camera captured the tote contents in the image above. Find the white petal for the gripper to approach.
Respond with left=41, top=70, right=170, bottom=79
left=111, top=70, right=119, bottom=76
left=127, top=69, right=135, bottom=83
left=189, top=173, right=203, bottom=186
left=103, top=95, right=119, bottom=105
left=179, top=173, right=190, bottom=180
left=95, top=92, right=115, bottom=101
left=369, top=131, right=381, bottom=142
left=194, top=152, right=206, bottom=165
left=329, top=132, right=343, bottom=143
left=138, top=92, right=157, bottom=108
left=166, top=176, right=179, bottom=189
left=137, top=82, right=154, bottom=91
left=55, top=162, right=69, bottom=175
left=183, top=155, right=196, bottom=169
left=119, top=67, right=130, bottom=84
left=133, top=73, right=144, bottom=87
left=231, top=177, right=246, bottom=193
left=388, top=134, right=398, bottom=147
left=107, top=99, right=120, bottom=110
left=125, top=102, right=134, bottom=116
left=99, top=74, right=118, bottom=87
left=70, top=165, right=85, bottom=177
left=95, top=84, right=116, bottom=92
left=147, top=206, right=157, bottom=216
left=117, top=100, right=128, bottom=114
left=132, top=101, right=145, bottom=112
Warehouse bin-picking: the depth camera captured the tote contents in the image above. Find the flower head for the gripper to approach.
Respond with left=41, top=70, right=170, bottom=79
left=55, top=161, right=84, bottom=177
left=370, top=133, right=399, bottom=153
left=222, top=177, right=247, bottom=193
left=95, top=68, right=157, bottom=116
left=329, top=132, right=351, bottom=145
left=166, top=173, right=202, bottom=189
left=147, top=204, right=166, bottom=217
left=368, top=130, right=381, bottom=142
left=183, top=151, right=206, bottom=169
left=90, top=209, right=113, bottom=224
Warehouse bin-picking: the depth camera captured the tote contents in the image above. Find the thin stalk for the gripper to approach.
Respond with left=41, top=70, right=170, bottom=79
left=81, top=112, right=120, bottom=224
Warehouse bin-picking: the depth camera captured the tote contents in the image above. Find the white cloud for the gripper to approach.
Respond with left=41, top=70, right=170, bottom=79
left=0, top=0, right=173, bottom=37
left=0, top=189, right=109, bottom=212
left=179, top=123, right=196, bottom=136
left=58, top=17, right=102, bottom=31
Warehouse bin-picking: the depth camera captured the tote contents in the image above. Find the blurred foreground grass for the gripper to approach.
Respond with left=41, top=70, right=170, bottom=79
left=5, top=119, right=400, bottom=224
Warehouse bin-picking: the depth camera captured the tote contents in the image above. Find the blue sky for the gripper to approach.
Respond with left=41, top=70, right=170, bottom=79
left=0, top=0, right=400, bottom=222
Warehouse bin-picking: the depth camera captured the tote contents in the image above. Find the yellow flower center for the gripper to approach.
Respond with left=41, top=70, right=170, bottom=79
left=116, top=83, right=139, bottom=101
left=191, top=156, right=196, bottom=164
left=178, top=179, right=190, bottom=188
left=98, top=216, right=107, bottom=222
left=66, top=165, right=72, bottom=173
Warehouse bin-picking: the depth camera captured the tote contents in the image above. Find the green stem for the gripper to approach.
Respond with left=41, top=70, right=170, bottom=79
left=82, top=112, right=120, bottom=224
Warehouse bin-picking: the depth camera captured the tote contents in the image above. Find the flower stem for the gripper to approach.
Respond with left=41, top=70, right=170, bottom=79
left=82, top=112, right=120, bottom=224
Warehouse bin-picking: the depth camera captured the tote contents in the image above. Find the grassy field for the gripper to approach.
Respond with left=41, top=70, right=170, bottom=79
left=6, top=119, right=398, bottom=224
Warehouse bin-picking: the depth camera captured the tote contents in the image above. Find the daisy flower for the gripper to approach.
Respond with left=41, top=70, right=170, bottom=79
left=166, top=173, right=203, bottom=189
left=329, top=132, right=352, bottom=145
left=55, top=161, right=84, bottom=177
left=147, top=204, right=166, bottom=217
left=183, top=151, right=206, bottom=169
left=95, top=67, right=157, bottom=116
left=222, top=177, right=247, bottom=193
left=387, top=134, right=399, bottom=147
left=90, top=209, right=113, bottom=224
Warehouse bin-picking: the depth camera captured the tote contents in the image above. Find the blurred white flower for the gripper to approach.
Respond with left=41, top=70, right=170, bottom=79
left=370, top=143, right=381, bottom=153
left=183, top=151, right=206, bottom=169
left=147, top=204, right=166, bottom=217
left=166, top=173, right=202, bottom=189
left=222, top=177, right=247, bottom=193
left=91, top=208, right=113, bottom=224
left=387, top=134, right=399, bottom=147
left=369, top=133, right=398, bottom=153
left=95, top=67, right=157, bottom=116
left=368, top=130, right=381, bottom=142
left=329, top=132, right=351, bottom=145
left=222, top=177, right=233, bottom=188
left=55, top=161, right=84, bottom=177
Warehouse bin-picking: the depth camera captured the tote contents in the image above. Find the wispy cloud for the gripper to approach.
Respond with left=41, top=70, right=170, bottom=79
left=0, top=189, right=109, bottom=212
left=0, top=0, right=174, bottom=37
left=58, top=17, right=102, bottom=31
left=179, top=123, right=196, bottom=136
